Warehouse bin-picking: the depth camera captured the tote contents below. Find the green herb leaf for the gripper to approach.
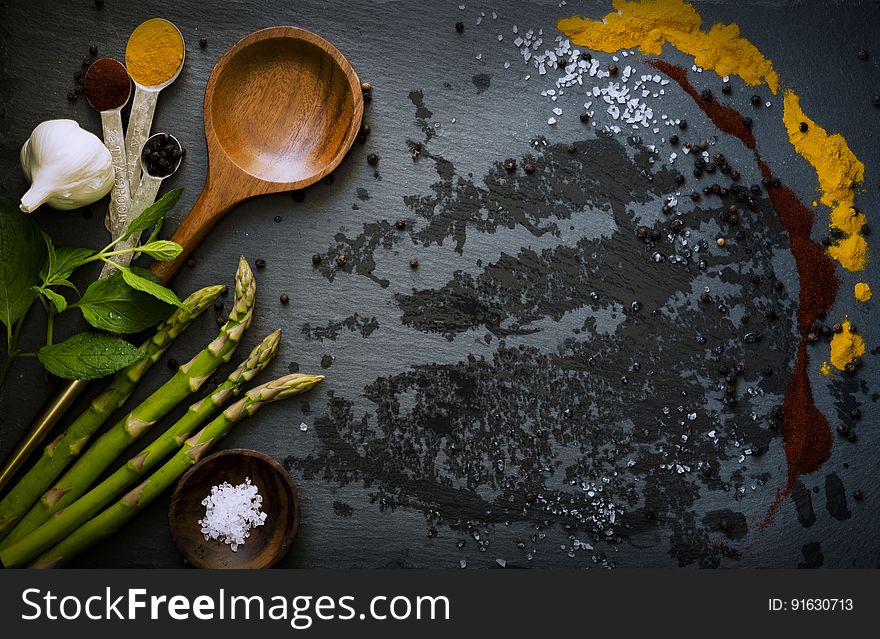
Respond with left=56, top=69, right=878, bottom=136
left=146, top=219, right=164, bottom=244
left=49, top=247, right=96, bottom=282
left=122, top=188, right=182, bottom=241
left=39, top=233, right=57, bottom=281
left=136, top=240, right=183, bottom=261
left=0, top=198, right=47, bottom=331
left=40, top=287, right=68, bottom=314
left=51, top=278, right=79, bottom=293
left=75, top=269, right=173, bottom=333
left=121, top=267, right=183, bottom=307
left=37, top=332, right=142, bottom=380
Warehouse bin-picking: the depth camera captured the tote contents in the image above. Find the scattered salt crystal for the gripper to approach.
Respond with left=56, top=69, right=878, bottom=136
left=547, top=117, right=557, bottom=125
left=198, top=477, right=267, bottom=552
left=300, top=422, right=309, bottom=431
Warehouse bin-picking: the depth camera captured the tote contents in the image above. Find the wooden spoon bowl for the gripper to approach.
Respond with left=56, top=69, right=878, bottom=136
left=168, top=449, right=300, bottom=569
left=151, top=27, right=363, bottom=282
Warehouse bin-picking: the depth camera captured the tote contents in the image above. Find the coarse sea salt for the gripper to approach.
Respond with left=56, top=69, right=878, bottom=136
left=198, top=477, right=267, bottom=552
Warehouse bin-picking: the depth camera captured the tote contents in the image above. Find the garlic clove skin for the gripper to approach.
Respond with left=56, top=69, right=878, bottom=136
left=20, top=119, right=115, bottom=213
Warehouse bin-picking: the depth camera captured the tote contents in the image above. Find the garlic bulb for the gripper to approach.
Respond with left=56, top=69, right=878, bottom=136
left=20, top=119, right=114, bottom=213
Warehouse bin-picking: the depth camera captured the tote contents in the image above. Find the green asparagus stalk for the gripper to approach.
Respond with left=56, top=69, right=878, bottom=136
left=0, top=257, right=256, bottom=549
left=0, top=283, right=225, bottom=540
left=30, top=373, right=324, bottom=568
left=0, top=330, right=282, bottom=568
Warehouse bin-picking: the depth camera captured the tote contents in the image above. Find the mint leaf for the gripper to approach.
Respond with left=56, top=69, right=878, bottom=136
left=122, top=188, right=182, bottom=241
left=49, top=247, right=96, bottom=282
left=146, top=219, right=164, bottom=244
left=39, top=287, right=68, bottom=314
left=75, top=269, right=172, bottom=333
left=136, top=240, right=182, bottom=261
left=121, top=267, right=183, bottom=307
left=38, top=332, right=142, bottom=380
left=0, top=198, right=47, bottom=331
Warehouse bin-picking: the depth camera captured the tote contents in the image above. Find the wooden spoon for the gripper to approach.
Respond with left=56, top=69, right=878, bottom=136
left=150, top=26, right=364, bottom=282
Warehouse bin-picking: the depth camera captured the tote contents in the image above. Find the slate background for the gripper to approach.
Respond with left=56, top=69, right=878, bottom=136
left=0, top=0, right=878, bottom=568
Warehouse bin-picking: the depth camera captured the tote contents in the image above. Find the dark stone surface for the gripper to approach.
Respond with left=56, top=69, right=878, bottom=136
left=0, top=0, right=877, bottom=568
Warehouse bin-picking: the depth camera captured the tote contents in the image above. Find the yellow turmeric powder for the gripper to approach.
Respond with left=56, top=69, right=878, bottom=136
left=125, top=18, right=184, bottom=87
left=829, top=319, right=865, bottom=372
left=820, top=361, right=833, bottom=377
left=855, top=282, right=872, bottom=302
left=782, top=91, right=868, bottom=271
left=557, top=0, right=779, bottom=92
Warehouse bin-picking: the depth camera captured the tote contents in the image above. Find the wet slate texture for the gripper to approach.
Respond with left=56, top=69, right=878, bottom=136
left=0, top=0, right=878, bottom=568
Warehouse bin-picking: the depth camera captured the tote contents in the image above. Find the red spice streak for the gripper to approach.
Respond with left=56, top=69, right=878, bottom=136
left=649, top=60, right=756, bottom=149
left=650, top=60, right=838, bottom=522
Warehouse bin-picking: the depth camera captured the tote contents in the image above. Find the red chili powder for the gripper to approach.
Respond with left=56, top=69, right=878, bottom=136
left=650, top=60, right=839, bottom=522
left=649, top=59, right=756, bottom=149
left=84, top=58, right=131, bottom=111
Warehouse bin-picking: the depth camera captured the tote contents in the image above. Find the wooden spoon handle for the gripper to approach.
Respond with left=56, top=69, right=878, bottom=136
left=149, top=184, right=236, bottom=283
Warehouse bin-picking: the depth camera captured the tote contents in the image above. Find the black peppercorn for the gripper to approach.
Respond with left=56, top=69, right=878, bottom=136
left=567, top=143, right=577, bottom=154
left=857, top=49, right=869, bottom=60
left=214, top=300, right=224, bottom=312
left=742, top=116, right=752, bottom=127
left=860, top=223, right=870, bottom=235
left=199, top=37, right=208, bottom=47
left=636, top=226, right=648, bottom=239
left=608, top=63, right=618, bottom=75
left=89, top=44, right=98, bottom=55
left=186, top=258, right=196, bottom=268
left=678, top=119, right=687, bottom=130
left=67, top=90, right=77, bottom=101
left=504, top=159, right=516, bottom=173
left=669, top=134, right=679, bottom=145
left=524, top=163, right=536, bottom=174
left=274, top=215, right=282, bottom=223
left=167, top=358, right=178, bottom=371
left=455, top=21, right=464, bottom=32
left=721, top=83, right=731, bottom=95
left=579, top=111, right=590, bottom=123
left=806, top=332, right=818, bottom=343
left=336, top=255, right=347, bottom=267
left=280, top=293, right=289, bottom=304
left=850, top=407, right=862, bottom=419
left=366, top=153, right=379, bottom=166
left=311, top=254, right=322, bottom=265
left=700, top=88, right=713, bottom=101
left=750, top=94, right=761, bottom=106
left=852, top=489, right=864, bottom=501
left=409, top=257, right=419, bottom=269
left=395, top=218, right=406, bottom=230
left=799, top=122, right=808, bottom=133
left=674, top=174, right=685, bottom=185
left=872, top=95, right=880, bottom=107
left=254, top=258, right=266, bottom=269
left=690, top=191, right=700, bottom=201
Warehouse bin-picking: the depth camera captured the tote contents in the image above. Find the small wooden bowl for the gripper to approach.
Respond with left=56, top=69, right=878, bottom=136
left=169, top=449, right=299, bottom=569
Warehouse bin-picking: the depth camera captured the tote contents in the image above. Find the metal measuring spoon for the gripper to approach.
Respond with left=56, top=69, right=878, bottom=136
left=83, top=58, right=132, bottom=242
left=123, top=19, right=186, bottom=193
left=99, top=132, right=183, bottom=277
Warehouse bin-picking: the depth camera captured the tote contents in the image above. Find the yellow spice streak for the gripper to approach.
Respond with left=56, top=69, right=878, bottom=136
left=829, top=319, right=865, bottom=372
left=855, top=282, right=872, bottom=302
left=782, top=91, right=868, bottom=271
left=820, top=361, right=833, bottom=377
left=557, top=0, right=779, bottom=92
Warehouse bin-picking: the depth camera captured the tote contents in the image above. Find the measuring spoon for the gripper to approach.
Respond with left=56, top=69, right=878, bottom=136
left=83, top=58, right=133, bottom=242
left=123, top=19, right=185, bottom=192
left=99, top=133, right=183, bottom=277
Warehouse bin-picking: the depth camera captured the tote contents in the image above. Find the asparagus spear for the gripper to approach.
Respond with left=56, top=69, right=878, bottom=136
left=0, top=257, right=256, bottom=548
left=0, top=283, right=225, bottom=540
left=0, top=330, right=282, bottom=568
left=31, top=373, right=324, bottom=569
